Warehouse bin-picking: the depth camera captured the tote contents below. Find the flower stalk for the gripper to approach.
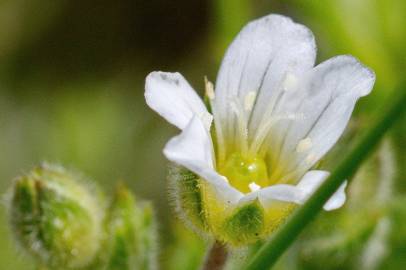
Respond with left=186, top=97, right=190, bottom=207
left=202, top=241, right=228, bottom=270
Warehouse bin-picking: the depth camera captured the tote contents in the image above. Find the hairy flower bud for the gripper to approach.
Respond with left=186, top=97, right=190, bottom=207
left=102, top=184, right=157, bottom=270
left=7, top=163, right=104, bottom=269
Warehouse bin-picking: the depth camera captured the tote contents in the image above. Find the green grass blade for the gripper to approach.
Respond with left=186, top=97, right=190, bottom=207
left=243, top=83, right=406, bottom=270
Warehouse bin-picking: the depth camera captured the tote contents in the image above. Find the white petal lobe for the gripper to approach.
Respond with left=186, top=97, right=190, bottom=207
left=145, top=71, right=210, bottom=130
left=213, top=14, right=317, bottom=156
left=267, top=55, right=375, bottom=179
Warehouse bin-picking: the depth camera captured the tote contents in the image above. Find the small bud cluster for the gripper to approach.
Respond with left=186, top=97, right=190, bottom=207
left=6, top=163, right=157, bottom=270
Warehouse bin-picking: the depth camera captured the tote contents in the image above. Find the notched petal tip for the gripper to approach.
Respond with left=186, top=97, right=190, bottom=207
left=145, top=71, right=183, bottom=89
left=318, top=55, right=376, bottom=97
left=249, top=14, right=316, bottom=46
left=342, top=55, right=376, bottom=96
left=145, top=71, right=209, bottom=130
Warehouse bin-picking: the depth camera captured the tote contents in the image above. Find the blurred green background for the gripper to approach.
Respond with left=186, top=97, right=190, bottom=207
left=0, top=0, right=404, bottom=269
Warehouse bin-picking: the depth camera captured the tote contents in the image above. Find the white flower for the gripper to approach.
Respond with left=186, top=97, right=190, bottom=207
left=145, top=14, right=375, bottom=243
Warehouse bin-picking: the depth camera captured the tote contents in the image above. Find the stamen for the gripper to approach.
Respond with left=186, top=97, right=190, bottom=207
left=248, top=182, right=261, bottom=192
left=296, top=137, right=313, bottom=153
left=305, top=152, right=317, bottom=165
left=205, top=77, right=215, bottom=100
left=248, top=116, right=278, bottom=156
left=204, top=76, right=226, bottom=165
left=214, top=115, right=226, bottom=165
left=244, top=91, right=257, bottom=111
left=231, top=98, right=249, bottom=155
left=249, top=71, right=298, bottom=156
left=282, top=72, right=298, bottom=91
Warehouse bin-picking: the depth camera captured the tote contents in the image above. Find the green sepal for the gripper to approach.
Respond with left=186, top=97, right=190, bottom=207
left=221, top=200, right=265, bottom=246
left=168, top=164, right=207, bottom=233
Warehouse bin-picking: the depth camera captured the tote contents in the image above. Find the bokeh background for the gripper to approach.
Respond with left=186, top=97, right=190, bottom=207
left=0, top=0, right=405, bottom=269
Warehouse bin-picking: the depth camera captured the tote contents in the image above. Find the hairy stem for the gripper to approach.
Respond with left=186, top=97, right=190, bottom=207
left=202, top=241, right=228, bottom=270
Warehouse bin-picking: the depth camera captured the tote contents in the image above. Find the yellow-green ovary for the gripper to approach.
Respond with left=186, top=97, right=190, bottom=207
left=220, top=152, right=269, bottom=193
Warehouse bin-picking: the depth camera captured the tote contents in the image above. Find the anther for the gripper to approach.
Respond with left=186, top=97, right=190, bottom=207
left=244, top=91, right=257, bottom=111
left=205, top=77, right=215, bottom=99
left=249, top=182, right=261, bottom=192
left=283, top=72, right=297, bottom=91
left=305, top=152, right=317, bottom=164
left=296, top=137, right=313, bottom=153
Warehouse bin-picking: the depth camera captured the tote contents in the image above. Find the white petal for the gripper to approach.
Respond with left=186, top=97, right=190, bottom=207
left=296, top=170, right=347, bottom=210
left=213, top=14, right=316, bottom=155
left=268, top=55, right=375, bottom=180
left=163, top=116, right=243, bottom=204
left=164, top=115, right=213, bottom=169
left=324, top=182, right=347, bottom=210
left=145, top=71, right=211, bottom=130
left=241, top=184, right=303, bottom=208
left=242, top=170, right=346, bottom=211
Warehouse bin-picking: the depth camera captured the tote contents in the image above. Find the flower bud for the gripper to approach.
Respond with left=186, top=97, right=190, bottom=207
left=7, top=163, right=104, bottom=269
left=103, top=184, right=157, bottom=270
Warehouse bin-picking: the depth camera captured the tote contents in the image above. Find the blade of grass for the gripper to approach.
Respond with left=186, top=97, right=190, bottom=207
left=244, top=83, right=406, bottom=270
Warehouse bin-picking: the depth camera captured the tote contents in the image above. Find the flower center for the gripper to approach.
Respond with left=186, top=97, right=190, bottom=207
left=219, top=152, right=269, bottom=193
